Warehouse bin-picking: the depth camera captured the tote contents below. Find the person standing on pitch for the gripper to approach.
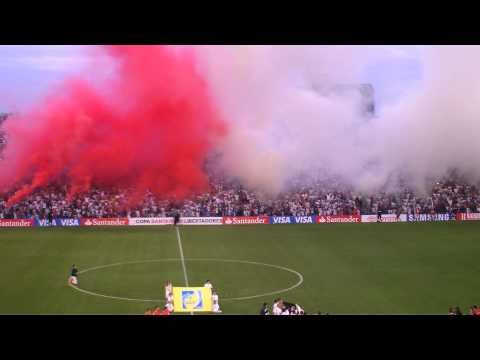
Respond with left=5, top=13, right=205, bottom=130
left=69, top=264, right=78, bottom=286
left=174, top=212, right=180, bottom=226
left=204, top=280, right=213, bottom=290
left=212, top=291, right=222, bottom=313
left=165, top=280, right=173, bottom=300
left=377, top=209, right=383, bottom=222
left=166, top=292, right=174, bottom=313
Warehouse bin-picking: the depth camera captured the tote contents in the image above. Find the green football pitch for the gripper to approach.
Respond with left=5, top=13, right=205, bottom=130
left=0, top=222, right=479, bottom=315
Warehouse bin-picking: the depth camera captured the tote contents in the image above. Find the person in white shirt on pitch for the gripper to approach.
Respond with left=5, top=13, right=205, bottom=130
left=165, top=280, right=173, bottom=300
left=204, top=280, right=213, bottom=290
left=212, top=291, right=222, bottom=313
left=281, top=306, right=290, bottom=315
left=166, top=292, right=174, bottom=312
left=296, top=304, right=305, bottom=315
left=272, top=299, right=283, bottom=315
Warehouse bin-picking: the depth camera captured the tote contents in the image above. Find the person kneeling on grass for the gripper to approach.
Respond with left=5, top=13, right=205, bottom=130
left=174, top=213, right=180, bottom=226
left=151, top=305, right=171, bottom=315
left=151, top=306, right=162, bottom=315
left=68, top=264, right=79, bottom=286
left=160, top=307, right=171, bottom=315
left=470, top=305, right=480, bottom=316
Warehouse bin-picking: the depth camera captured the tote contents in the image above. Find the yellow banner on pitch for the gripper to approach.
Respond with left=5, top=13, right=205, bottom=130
left=173, top=287, right=212, bottom=312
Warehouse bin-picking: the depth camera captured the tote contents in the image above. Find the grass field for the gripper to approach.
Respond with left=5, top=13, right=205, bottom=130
left=0, top=222, right=479, bottom=314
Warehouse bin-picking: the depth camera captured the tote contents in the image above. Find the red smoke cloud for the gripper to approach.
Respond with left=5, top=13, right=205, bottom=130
left=0, top=46, right=226, bottom=207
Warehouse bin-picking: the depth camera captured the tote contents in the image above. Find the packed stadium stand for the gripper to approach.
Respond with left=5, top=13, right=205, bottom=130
left=1, top=177, right=478, bottom=220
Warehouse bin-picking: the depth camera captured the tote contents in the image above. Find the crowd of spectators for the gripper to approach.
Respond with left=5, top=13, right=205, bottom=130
left=448, top=305, right=480, bottom=316
left=1, top=175, right=479, bottom=220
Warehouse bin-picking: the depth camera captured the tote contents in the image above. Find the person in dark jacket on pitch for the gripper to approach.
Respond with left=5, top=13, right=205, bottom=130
left=69, top=264, right=79, bottom=286
left=260, top=303, right=270, bottom=315
left=174, top=213, right=180, bottom=226
left=396, top=207, right=401, bottom=221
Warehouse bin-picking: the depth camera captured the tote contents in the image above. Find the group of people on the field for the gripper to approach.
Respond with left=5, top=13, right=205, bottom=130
left=449, top=305, right=480, bottom=316
left=68, top=264, right=478, bottom=316
left=144, top=279, right=222, bottom=315
left=144, top=305, right=171, bottom=316
left=144, top=281, right=176, bottom=315
left=259, top=298, right=305, bottom=315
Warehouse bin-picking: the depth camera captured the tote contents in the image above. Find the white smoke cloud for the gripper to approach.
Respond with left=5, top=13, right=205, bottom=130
left=374, top=46, right=480, bottom=190
left=196, top=45, right=480, bottom=194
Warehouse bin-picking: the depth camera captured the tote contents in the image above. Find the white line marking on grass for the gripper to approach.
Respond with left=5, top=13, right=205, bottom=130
left=69, top=283, right=164, bottom=303
left=76, top=258, right=180, bottom=275
left=175, top=226, right=193, bottom=314
left=205, top=259, right=304, bottom=301
left=175, top=227, right=190, bottom=287
left=69, top=258, right=304, bottom=303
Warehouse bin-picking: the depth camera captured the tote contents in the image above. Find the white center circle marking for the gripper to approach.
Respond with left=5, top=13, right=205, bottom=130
left=69, top=258, right=304, bottom=302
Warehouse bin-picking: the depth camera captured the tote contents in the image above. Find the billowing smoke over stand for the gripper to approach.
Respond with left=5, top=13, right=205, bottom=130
left=2, top=45, right=480, bottom=205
